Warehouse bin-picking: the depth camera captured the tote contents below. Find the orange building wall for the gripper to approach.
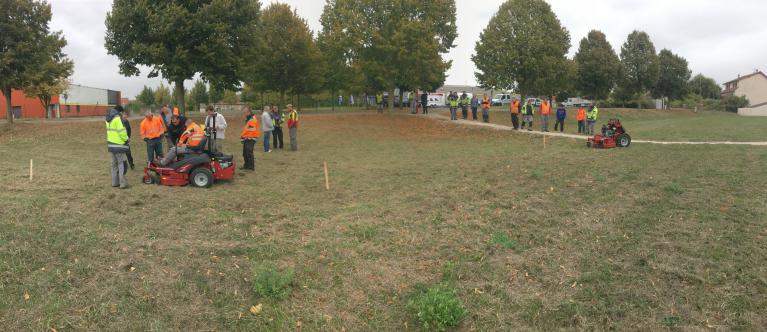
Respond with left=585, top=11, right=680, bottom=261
left=0, top=90, right=59, bottom=119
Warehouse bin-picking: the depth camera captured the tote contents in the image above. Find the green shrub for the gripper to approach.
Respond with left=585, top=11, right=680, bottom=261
left=407, top=283, right=465, bottom=331
left=721, top=95, right=750, bottom=113
left=251, top=264, right=295, bottom=299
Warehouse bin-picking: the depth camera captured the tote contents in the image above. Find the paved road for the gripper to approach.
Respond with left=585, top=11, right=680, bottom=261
left=423, top=113, right=767, bottom=146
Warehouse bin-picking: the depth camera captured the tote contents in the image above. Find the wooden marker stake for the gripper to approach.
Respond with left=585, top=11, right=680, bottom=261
left=323, top=161, right=330, bottom=190
left=543, top=135, right=547, bottom=149
left=29, top=159, right=33, bottom=181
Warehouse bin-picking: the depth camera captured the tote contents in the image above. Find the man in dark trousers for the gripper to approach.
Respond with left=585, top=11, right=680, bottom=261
left=421, top=92, right=429, bottom=115
left=271, top=105, right=285, bottom=149
left=240, top=107, right=259, bottom=170
left=120, top=111, right=135, bottom=170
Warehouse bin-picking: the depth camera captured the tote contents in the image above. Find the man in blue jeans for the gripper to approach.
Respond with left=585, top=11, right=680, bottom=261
left=261, top=106, right=273, bottom=152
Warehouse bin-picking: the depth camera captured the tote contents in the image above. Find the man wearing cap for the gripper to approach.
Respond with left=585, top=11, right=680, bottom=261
left=106, top=105, right=130, bottom=189
left=140, top=110, right=166, bottom=165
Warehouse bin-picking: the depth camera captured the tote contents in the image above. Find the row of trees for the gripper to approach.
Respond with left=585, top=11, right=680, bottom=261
left=106, top=0, right=458, bottom=113
left=1, top=0, right=74, bottom=126
left=472, top=0, right=722, bottom=108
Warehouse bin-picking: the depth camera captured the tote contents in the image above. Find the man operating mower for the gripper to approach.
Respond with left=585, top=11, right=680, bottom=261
left=156, top=118, right=205, bottom=166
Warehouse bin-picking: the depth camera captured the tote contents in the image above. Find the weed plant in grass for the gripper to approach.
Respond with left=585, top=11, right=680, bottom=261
left=407, top=283, right=466, bottom=331
left=251, top=264, right=295, bottom=299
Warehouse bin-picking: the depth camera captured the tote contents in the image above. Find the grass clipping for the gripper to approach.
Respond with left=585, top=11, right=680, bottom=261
left=407, top=283, right=466, bottom=331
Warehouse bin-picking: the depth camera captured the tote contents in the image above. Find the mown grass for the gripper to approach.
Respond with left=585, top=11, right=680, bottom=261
left=0, top=112, right=765, bottom=330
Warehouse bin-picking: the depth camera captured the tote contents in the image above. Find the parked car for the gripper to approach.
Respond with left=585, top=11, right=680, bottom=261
left=427, top=93, right=446, bottom=107
left=492, top=94, right=512, bottom=106
left=526, top=98, right=542, bottom=107
left=563, top=98, right=592, bottom=107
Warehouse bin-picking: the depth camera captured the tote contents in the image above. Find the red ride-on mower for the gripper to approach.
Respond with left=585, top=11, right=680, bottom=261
left=587, top=119, right=632, bottom=149
left=143, top=119, right=235, bottom=188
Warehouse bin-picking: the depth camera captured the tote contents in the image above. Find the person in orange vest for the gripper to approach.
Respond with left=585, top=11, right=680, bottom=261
left=510, top=98, right=521, bottom=130
left=481, top=94, right=492, bottom=123
left=576, top=106, right=587, bottom=134
left=539, top=99, right=552, bottom=132
left=140, top=110, right=166, bottom=166
left=157, top=118, right=204, bottom=166
left=240, top=106, right=260, bottom=171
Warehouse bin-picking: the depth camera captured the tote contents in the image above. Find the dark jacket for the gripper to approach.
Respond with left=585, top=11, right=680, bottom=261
left=167, top=115, right=187, bottom=145
left=556, top=107, right=567, bottom=120
left=122, top=118, right=132, bottom=138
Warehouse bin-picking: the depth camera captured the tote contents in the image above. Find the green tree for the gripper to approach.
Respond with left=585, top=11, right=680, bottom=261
left=248, top=3, right=322, bottom=105
left=209, top=83, right=224, bottom=104
left=618, top=31, right=660, bottom=104
left=688, top=74, right=721, bottom=99
left=221, top=90, right=240, bottom=104
left=320, top=0, right=457, bottom=111
left=472, top=0, right=570, bottom=99
left=1, top=0, right=71, bottom=125
left=190, top=80, right=209, bottom=111
left=574, top=30, right=620, bottom=100
left=25, top=77, right=70, bottom=119
left=136, top=85, right=155, bottom=109
left=105, top=0, right=260, bottom=111
left=653, top=49, right=691, bottom=105
left=154, top=83, right=171, bottom=107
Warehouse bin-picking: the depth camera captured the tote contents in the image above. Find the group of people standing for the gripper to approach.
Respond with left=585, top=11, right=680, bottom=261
left=240, top=104, right=299, bottom=170
left=447, top=91, right=492, bottom=123
left=105, top=103, right=300, bottom=188
left=507, top=98, right=600, bottom=134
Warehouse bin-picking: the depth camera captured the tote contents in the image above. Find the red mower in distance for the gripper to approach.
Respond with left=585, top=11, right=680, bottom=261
left=587, top=119, right=632, bottom=149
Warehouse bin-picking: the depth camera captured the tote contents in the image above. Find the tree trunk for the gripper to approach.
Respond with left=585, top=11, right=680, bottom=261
left=389, top=88, right=395, bottom=112
left=174, top=79, right=186, bottom=114
left=331, top=89, right=336, bottom=111
left=4, top=87, right=13, bottom=126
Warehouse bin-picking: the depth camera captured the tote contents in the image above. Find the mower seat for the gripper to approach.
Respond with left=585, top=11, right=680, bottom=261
left=170, top=153, right=211, bottom=170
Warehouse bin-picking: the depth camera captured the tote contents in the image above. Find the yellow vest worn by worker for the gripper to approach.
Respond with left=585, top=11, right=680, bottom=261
left=106, top=112, right=129, bottom=153
left=588, top=106, right=599, bottom=120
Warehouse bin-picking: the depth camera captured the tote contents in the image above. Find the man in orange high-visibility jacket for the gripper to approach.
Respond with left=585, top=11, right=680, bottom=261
left=576, top=107, right=587, bottom=134
left=481, top=94, right=492, bottom=123
left=510, top=98, right=521, bottom=130
left=157, top=118, right=204, bottom=166
left=240, top=107, right=260, bottom=170
left=140, top=110, right=166, bottom=165
left=539, top=99, right=552, bottom=132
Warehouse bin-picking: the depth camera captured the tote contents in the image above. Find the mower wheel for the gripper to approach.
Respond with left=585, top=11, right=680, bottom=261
left=586, top=140, right=592, bottom=148
left=617, top=134, right=632, bottom=148
left=190, top=168, right=214, bottom=188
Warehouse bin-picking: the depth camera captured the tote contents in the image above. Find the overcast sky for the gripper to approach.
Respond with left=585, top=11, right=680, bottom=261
left=51, top=0, right=766, bottom=98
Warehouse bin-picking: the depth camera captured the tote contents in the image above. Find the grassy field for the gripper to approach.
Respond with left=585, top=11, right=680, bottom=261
left=455, top=107, right=767, bottom=142
left=1, top=111, right=766, bottom=331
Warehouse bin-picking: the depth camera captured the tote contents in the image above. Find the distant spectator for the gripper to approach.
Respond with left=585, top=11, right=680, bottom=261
left=470, top=95, right=479, bottom=120
left=554, top=104, right=567, bottom=132
left=261, top=106, right=274, bottom=153
left=576, top=106, right=587, bottom=134
left=540, top=99, right=551, bottom=132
